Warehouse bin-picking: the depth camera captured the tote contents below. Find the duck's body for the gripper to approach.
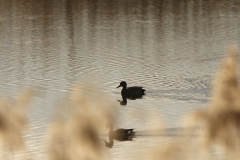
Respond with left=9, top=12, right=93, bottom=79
left=117, top=81, right=145, bottom=99
left=105, top=123, right=135, bottom=141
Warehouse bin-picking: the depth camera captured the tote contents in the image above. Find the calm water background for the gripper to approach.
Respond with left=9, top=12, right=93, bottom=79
left=1, top=0, right=240, bottom=159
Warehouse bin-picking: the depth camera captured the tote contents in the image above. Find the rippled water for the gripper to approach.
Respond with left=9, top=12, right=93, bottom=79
left=1, top=0, right=240, bottom=159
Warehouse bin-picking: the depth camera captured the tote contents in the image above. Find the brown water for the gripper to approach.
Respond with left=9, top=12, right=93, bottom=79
left=1, top=0, right=240, bottom=159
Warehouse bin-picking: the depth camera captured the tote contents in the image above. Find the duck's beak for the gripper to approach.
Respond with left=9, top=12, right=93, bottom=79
left=117, top=85, right=121, bottom=88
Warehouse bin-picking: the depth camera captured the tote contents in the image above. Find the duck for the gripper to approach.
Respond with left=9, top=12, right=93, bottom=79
left=105, top=123, right=136, bottom=141
left=117, top=81, right=145, bottom=99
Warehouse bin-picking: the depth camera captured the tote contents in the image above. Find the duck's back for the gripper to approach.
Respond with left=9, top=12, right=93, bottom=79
left=130, top=86, right=145, bottom=92
left=121, top=86, right=145, bottom=98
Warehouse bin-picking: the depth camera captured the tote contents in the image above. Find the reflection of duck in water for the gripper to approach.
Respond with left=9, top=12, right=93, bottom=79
left=104, top=123, right=136, bottom=143
left=118, top=95, right=127, bottom=105
left=117, top=81, right=145, bottom=99
left=103, top=139, right=113, bottom=148
left=105, top=123, right=136, bottom=141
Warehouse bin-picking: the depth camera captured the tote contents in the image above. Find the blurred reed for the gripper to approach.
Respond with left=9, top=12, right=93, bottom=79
left=46, top=84, right=117, bottom=160
left=145, top=45, right=240, bottom=160
left=185, top=45, right=240, bottom=159
left=0, top=89, right=35, bottom=158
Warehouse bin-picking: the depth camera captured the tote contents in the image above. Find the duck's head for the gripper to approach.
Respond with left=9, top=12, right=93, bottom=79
left=117, top=81, right=127, bottom=88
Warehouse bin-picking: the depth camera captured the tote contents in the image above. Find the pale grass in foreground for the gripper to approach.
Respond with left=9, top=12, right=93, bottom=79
left=186, top=45, right=240, bottom=159
left=46, top=84, right=116, bottom=160
left=0, top=89, right=35, bottom=159
left=146, top=45, right=240, bottom=160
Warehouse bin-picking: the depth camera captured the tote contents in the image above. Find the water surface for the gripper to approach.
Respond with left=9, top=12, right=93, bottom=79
left=1, top=0, right=240, bottom=159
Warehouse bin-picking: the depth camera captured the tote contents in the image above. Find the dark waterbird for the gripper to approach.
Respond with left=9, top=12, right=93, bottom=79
left=117, top=81, right=145, bottom=99
left=105, top=123, right=136, bottom=141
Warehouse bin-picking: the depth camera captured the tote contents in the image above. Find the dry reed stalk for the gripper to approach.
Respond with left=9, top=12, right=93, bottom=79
left=47, top=84, right=116, bottom=160
left=0, top=89, right=35, bottom=151
left=187, top=45, right=240, bottom=158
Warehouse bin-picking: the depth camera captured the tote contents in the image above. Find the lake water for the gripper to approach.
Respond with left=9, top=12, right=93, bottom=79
left=1, top=0, right=240, bottom=159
